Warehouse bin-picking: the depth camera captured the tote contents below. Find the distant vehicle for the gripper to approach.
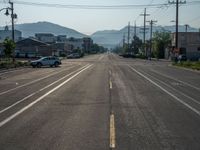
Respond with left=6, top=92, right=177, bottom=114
left=30, top=56, right=61, bottom=68
left=67, top=53, right=81, bottom=59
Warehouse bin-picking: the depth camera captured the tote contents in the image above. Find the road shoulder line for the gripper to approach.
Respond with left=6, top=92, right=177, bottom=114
left=0, top=65, right=77, bottom=96
left=0, top=64, right=90, bottom=114
left=128, top=65, right=200, bottom=117
left=0, top=64, right=93, bottom=128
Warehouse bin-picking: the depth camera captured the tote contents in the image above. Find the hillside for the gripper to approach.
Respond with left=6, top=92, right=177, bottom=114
left=0, top=21, right=87, bottom=38
left=91, top=25, right=198, bottom=48
left=0, top=22, right=198, bottom=49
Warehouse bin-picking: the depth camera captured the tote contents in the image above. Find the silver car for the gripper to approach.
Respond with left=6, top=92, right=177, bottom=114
left=30, top=56, right=61, bottom=68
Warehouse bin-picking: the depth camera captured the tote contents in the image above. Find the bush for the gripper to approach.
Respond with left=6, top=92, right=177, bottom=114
left=0, top=60, right=29, bottom=69
left=173, top=61, right=200, bottom=70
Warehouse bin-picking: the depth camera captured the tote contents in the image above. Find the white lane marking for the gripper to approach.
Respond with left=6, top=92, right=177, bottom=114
left=110, top=114, right=116, bottom=148
left=0, top=65, right=76, bottom=96
left=150, top=69, right=200, bottom=91
left=142, top=70, right=200, bottom=106
left=0, top=64, right=90, bottom=114
left=0, top=93, right=36, bottom=114
left=0, top=68, right=27, bottom=76
left=128, top=65, right=200, bottom=116
left=0, top=64, right=93, bottom=128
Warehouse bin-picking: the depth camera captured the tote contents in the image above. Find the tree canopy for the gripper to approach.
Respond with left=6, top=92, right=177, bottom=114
left=3, top=39, right=16, bottom=58
left=152, top=31, right=171, bottom=58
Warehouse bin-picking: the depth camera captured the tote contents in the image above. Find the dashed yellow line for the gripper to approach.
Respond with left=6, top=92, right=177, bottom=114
left=110, top=114, right=116, bottom=148
left=109, top=80, right=113, bottom=89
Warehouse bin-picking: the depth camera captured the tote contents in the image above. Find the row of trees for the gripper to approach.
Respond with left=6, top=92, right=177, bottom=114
left=114, top=30, right=171, bottom=59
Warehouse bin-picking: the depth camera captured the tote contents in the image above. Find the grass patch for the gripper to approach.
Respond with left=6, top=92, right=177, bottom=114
left=173, top=61, right=200, bottom=70
left=0, top=59, right=30, bottom=69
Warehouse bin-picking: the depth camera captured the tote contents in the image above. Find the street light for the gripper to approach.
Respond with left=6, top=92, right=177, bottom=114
left=1, top=2, right=17, bottom=62
left=5, top=8, right=9, bottom=16
left=0, top=1, right=17, bottom=42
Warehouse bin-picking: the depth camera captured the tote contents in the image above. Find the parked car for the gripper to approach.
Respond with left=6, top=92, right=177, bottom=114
left=30, top=56, right=61, bottom=68
left=67, top=53, right=81, bottom=59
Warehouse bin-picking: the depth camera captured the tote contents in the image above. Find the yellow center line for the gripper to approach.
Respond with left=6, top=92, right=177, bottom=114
left=109, top=80, right=113, bottom=89
left=110, top=114, right=116, bottom=148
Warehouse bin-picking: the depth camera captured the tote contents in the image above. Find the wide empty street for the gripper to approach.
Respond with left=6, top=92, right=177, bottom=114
left=0, top=53, right=200, bottom=150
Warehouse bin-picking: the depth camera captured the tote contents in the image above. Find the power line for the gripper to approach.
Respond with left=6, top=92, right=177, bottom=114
left=185, top=15, right=200, bottom=23
left=0, top=0, right=174, bottom=9
left=1, top=0, right=199, bottom=9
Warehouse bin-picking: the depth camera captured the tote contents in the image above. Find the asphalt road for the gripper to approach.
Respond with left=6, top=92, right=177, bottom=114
left=0, top=53, right=200, bottom=150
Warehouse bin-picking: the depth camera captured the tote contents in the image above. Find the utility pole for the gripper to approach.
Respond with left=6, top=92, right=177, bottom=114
left=134, top=21, right=137, bottom=37
left=185, top=24, right=189, bottom=32
left=9, top=0, right=15, bottom=42
left=168, top=0, right=186, bottom=50
left=127, top=22, right=130, bottom=52
left=140, top=8, right=150, bottom=57
left=123, top=33, right=125, bottom=48
left=147, top=20, right=157, bottom=60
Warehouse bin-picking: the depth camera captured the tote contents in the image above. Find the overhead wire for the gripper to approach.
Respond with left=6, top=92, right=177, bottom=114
left=0, top=0, right=199, bottom=9
left=0, top=0, right=172, bottom=9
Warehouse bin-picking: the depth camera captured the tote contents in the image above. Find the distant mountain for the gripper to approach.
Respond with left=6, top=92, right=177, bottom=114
left=91, top=25, right=199, bottom=49
left=0, top=21, right=198, bottom=49
left=0, top=21, right=87, bottom=38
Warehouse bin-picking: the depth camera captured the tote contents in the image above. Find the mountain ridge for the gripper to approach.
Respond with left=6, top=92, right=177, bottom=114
left=0, top=21, right=199, bottom=48
left=91, top=25, right=199, bottom=48
left=0, top=21, right=87, bottom=38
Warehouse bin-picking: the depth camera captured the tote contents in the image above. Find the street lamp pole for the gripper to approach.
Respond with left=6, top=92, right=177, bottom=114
left=9, top=1, right=15, bottom=42
left=0, top=1, right=16, bottom=42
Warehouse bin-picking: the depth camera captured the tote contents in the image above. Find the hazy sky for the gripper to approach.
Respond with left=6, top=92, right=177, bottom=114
left=0, top=0, right=199, bottom=35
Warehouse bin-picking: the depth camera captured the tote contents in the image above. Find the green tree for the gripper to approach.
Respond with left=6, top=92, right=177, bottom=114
left=90, top=43, right=100, bottom=53
left=152, top=31, right=171, bottom=59
left=131, top=35, right=143, bottom=54
left=3, top=39, right=16, bottom=58
left=121, top=43, right=129, bottom=54
left=113, top=46, right=123, bottom=54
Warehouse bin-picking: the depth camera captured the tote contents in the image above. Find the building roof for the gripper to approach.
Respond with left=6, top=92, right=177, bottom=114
left=35, top=33, right=55, bottom=37
left=16, top=38, right=49, bottom=46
